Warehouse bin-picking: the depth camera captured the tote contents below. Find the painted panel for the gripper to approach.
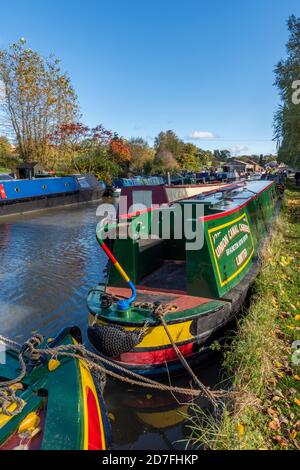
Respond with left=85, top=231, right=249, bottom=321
left=207, top=212, right=254, bottom=291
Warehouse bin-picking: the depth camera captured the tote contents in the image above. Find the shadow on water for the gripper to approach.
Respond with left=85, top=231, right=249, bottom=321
left=0, top=201, right=225, bottom=450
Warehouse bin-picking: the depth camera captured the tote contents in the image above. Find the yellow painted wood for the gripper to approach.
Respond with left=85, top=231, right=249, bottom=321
left=89, top=314, right=193, bottom=348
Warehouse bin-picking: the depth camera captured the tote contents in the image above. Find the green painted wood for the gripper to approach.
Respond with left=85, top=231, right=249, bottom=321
left=105, top=181, right=279, bottom=299
left=0, top=333, right=84, bottom=450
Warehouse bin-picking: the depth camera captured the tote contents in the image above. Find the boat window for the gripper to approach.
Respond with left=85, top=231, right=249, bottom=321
left=42, top=184, right=47, bottom=189
left=14, top=187, right=20, bottom=192
left=64, top=182, right=69, bottom=187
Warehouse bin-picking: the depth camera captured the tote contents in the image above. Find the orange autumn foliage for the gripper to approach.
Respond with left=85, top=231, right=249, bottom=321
left=110, top=139, right=132, bottom=163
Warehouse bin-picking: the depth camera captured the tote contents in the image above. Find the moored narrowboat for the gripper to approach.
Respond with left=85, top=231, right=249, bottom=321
left=0, top=327, right=110, bottom=450
left=0, top=174, right=106, bottom=217
left=87, top=180, right=280, bottom=376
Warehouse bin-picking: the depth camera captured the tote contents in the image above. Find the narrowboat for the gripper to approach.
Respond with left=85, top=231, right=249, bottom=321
left=87, top=180, right=280, bottom=376
left=0, top=174, right=106, bottom=217
left=0, top=327, right=110, bottom=450
left=109, top=176, right=165, bottom=197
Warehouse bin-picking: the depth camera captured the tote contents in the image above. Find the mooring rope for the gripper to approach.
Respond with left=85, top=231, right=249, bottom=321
left=0, top=387, right=26, bottom=417
left=152, top=304, right=218, bottom=406
left=0, top=332, right=230, bottom=419
left=89, top=294, right=221, bottom=406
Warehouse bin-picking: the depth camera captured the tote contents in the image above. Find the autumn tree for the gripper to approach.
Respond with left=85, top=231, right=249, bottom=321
left=49, top=122, right=131, bottom=181
left=0, top=135, right=12, bottom=159
left=154, top=130, right=183, bottom=160
left=153, top=149, right=179, bottom=173
left=0, top=135, right=18, bottom=169
left=198, top=148, right=213, bottom=167
left=177, top=143, right=200, bottom=171
left=0, top=38, right=79, bottom=164
left=274, top=15, right=300, bottom=167
left=48, top=122, right=90, bottom=172
left=128, top=137, right=154, bottom=173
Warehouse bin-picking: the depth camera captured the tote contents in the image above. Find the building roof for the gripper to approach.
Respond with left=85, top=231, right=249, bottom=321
left=228, top=159, right=249, bottom=165
left=245, top=159, right=262, bottom=166
left=16, top=162, right=39, bottom=169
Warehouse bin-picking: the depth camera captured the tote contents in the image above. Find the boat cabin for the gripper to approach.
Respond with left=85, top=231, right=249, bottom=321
left=105, top=180, right=277, bottom=299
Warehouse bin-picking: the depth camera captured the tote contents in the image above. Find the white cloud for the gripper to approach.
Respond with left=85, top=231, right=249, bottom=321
left=229, top=145, right=249, bottom=156
left=189, top=130, right=217, bottom=140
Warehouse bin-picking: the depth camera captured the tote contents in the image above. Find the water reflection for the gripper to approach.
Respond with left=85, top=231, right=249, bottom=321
left=0, top=202, right=222, bottom=449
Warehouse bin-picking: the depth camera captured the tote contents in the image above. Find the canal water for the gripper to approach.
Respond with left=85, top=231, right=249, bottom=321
left=0, top=202, right=222, bottom=449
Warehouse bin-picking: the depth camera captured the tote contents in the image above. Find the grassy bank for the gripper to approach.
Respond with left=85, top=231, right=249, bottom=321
left=188, top=182, right=300, bottom=450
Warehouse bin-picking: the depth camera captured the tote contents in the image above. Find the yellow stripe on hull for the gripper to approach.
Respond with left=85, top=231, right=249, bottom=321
left=73, top=338, right=107, bottom=450
left=0, top=402, right=19, bottom=429
left=88, top=314, right=193, bottom=349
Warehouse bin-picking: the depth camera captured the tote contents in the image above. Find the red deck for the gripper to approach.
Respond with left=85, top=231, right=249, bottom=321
left=106, top=285, right=212, bottom=311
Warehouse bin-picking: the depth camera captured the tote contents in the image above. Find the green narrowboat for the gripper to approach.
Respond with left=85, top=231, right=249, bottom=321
left=0, top=327, right=111, bottom=450
left=87, top=180, right=280, bottom=376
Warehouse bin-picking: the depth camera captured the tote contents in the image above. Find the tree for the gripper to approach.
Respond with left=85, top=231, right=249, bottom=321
left=198, top=148, right=213, bottom=167
left=0, top=38, right=79, bottom=163
left=213, top=149, right=231, bottom=162
left=153, top=149, right=179, bottom=173
left=274, top=15, right=300, bottom=167
left=177, top=143, right=199, bottom=171
left=48, top=122, right=90, bottom=172
left=0, top=135, right=17, bottom=169
left=220, top=149, right=231, bottom=160
left=128, top=137, right=154, bottom=173
left=0, top=135, right=12, bottom=158
left=48, top=122, right=131, bottom=181
left=154, top=130, right=183, bottom=159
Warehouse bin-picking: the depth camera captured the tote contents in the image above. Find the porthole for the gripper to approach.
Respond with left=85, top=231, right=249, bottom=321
left=42, top=184, right=47, bottom=189
left=64, top=182, right=69, bottom=187
left=14, top=187, right=20, bottom=192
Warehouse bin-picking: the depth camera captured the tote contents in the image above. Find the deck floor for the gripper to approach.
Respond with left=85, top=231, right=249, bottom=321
left=106, top=285, right=211, bottom=311
left=139, top=260, right=187, bottom=292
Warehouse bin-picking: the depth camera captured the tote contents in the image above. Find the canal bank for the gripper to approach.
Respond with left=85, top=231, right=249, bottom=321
left=187, top=182, right=300, bottom=450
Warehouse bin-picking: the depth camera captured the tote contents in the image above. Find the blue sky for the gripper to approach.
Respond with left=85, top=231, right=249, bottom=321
left=0, top=0, right=299, bottom=155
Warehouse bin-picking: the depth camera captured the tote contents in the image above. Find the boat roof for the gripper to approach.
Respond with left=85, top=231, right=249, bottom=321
left=178, top=180, right=274, bottom=220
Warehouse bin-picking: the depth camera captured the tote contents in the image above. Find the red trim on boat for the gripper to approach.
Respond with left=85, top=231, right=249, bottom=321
left=200, top=181, right=275, bottom=222
left=119, top=342, right=195, bottom=365
left=87, top=387, right=103, bottom=450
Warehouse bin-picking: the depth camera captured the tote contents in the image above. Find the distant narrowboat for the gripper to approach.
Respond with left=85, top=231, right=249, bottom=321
left=0, top=173, right=106, bottom=217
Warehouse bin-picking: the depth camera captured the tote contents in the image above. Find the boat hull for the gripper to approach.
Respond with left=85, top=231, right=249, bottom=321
left=0, top=174, right=106, bottom=217
left=0, top=326, right=111, bottom=450
left=87, top=258, right=259, bottom=377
